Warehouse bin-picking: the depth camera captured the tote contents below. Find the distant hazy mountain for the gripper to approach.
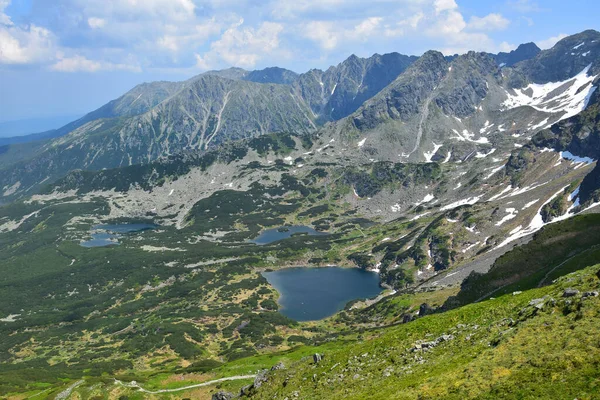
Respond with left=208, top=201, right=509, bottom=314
left=0, top=115, right=81, bottom=138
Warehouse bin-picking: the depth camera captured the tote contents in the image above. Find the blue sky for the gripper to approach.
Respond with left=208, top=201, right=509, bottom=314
left=0, top=0, right=597, bottom=122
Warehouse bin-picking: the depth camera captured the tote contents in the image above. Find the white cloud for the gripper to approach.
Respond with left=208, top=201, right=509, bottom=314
left=0, top=25, right=55, bottom=64
left=434, top=0, right=458, bottom=14
left=50, top=55, right=141, bottom=72
left=74, top=0, right=196, bottom=22
left=384, top=12, right=424, bottom=37
left=0, top=0, right=12, bottom=25
left=0, top=0, right=55, bottom=64
left=467, top=13, right=510, bottom=32
left=536, top=33, right=568, bottom=49
left=304, top=21, right=339, bottom=50
left=303, top=16, right=385, bottom=50
left=195, top=20, right=285, bottom=69
left=87, top=17, right=106, bottom=29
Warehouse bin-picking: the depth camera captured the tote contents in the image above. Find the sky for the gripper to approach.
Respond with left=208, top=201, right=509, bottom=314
left=0, top=0, right=598, bottom=123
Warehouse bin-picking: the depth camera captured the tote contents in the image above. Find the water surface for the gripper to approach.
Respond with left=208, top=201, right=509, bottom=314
left=80, top=223, right=156, bottom=247
left=251, top=225, right=328, bottom=245
left=262, top=267, right=382, bottom=321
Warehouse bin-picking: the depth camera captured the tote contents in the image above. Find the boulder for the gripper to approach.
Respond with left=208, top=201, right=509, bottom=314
left=563, top=289, right=580, bottom=297
left=254, top=369, right=269, bottom=388
left=271, top=361, right=285, bottom=371
left=583, top=291, right=599, bottom=298
left=419, top=303, right=432, bottom=316
left=212, top=391, right=235, bottom=400
left=313, top=353, right=323, bottom=364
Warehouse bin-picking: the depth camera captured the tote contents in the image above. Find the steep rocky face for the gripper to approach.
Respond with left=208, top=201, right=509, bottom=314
left=245, top=67, right=299, bottom=85
left=530, top=84, right=600, bottom=158
left=293, top=52, right=417, bottom=122
left=492, top=42, right=541, bottom=67
left=515, top=30, right=600, bottom=83
left=433, top=51, right=500, bottom=118
left=345, top=51, right=449, bottom=132
left=0, top=76, right=316, bottom=200
left=121, top=75, right=315, bottom=152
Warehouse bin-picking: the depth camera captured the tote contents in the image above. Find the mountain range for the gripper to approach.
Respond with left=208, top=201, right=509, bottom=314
left=1, top=29, right=600, bottom=399
left=0, top=36, right=549, bottom=201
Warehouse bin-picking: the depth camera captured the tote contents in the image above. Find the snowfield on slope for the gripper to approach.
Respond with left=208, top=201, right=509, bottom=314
left=503, top=64, right=598, bottom=122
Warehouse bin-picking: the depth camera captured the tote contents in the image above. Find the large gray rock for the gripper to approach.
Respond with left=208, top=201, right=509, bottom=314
left=212, top=391, right=235, bottom=400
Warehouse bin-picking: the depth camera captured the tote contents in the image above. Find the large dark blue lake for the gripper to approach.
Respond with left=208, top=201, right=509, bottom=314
left=80, top=223, right=156, bottom=248
left=251, top=225, right=328, bottom=245
left=262, top=267, right=382, bottom=321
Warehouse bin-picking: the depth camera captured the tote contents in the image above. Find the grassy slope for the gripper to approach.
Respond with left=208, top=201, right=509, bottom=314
left=447, top=213, right=600, bottom=307
left=251, top=265, right=600, bottom=400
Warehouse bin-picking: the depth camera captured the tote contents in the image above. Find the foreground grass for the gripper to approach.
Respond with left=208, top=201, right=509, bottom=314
left=251, top=265, right=600, bottom=400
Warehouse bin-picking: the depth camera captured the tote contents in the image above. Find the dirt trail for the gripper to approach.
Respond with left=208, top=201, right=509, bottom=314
left=114, top=374, right=256, bottom=394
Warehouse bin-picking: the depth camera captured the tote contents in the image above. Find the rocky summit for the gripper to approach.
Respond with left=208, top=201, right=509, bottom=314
left=1, top=28, right=600, bottom=400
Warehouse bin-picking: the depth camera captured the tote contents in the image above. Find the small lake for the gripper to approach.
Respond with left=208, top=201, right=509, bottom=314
left=251, top=225, right=328, bottom=245
left=262, top=267, right=382, bottom=321
left=80, top=223, right=156, bottom=248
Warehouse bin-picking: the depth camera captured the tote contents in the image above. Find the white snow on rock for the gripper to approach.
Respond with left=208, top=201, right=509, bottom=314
left=495, top=186, right=575, bottom=249
left=509, top=225, right=523, bottom=235
left=443, top=151, right=452, bottom=164
left=414, top=194, right=435, bottom=206
left=465, top=225, right=477, bottom=233
left=357, top=138, right=367, bottom=147
left=484, top=165, right=505, bottom=180
left=495, top=208, right=518, bottom=226
left=522, top=199, right=539, bottom=210
left=410, top=212, right=431, bottom=221
left=573, top=42, right=585, bottom=50
left=424, top=142, right=443, bottom=162
left=529, top=117, right=550, bottom=131
left=168, top=189, right=174, bottom=196
left=475, top=148, right=496, bottom=159
left=502, top=64, right=598, bottom=123
left=451, top=129, right=490, bottom=144
left=441, top=196, right=482, bottom=211
left=462, top=242, right=481, bottom=253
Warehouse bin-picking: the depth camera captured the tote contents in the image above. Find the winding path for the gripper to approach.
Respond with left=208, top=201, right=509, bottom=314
left=114, top=374, right=256, bottom=394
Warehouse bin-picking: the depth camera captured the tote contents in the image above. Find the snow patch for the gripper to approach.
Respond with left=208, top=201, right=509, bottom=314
left=443, top=151, right=452, bottom=164
left=462, top=242, right=481, bottom=253
left=475, top=148, right=496, bottom=159
left=484, top=165, right=505, bottom=180
left=357, top=138, right=367, bottom=147
left=495, top=208, right=518, bottom=226
left=410, top=212, right=430, bottom=221
left=502, top=64, right=598, bottom=123
left=424, top=142, right=443, bottom=162
left=441, top=196, right=482, bottom=211
left=414, top=194, right=435, bottom=206
left=522, top=199, right=539, bottom=210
